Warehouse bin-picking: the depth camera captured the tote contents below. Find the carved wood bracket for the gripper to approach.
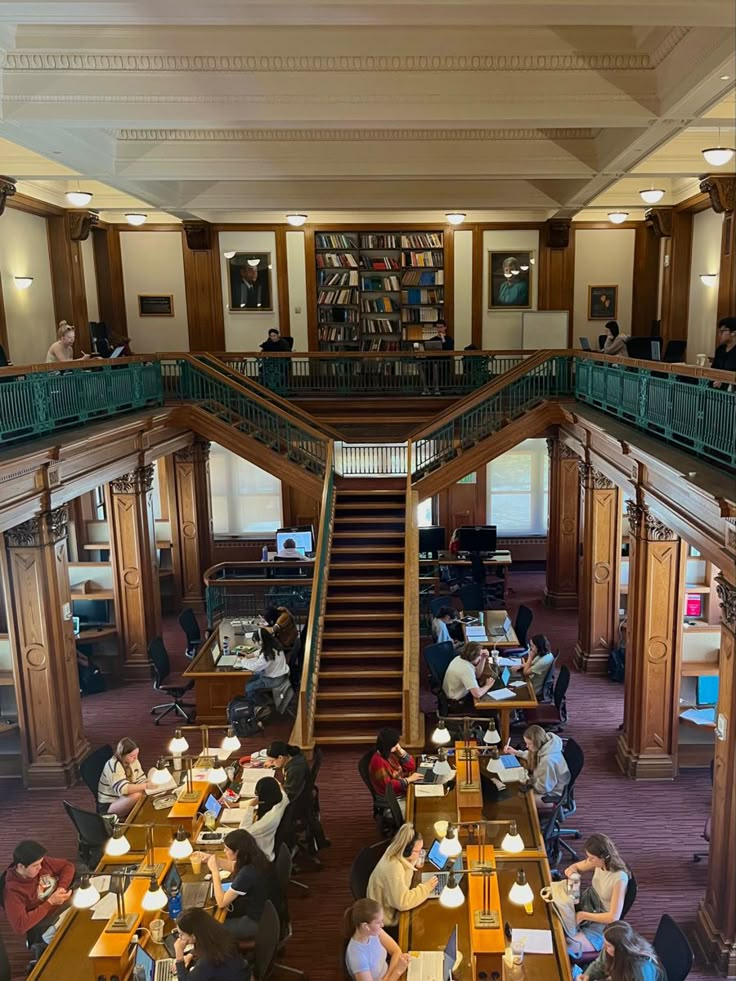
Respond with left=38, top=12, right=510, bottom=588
left=578, top=463, right=614, bottom=489
left=626, top=501, right=676, bottom=542
left=644, top=207, right=673, bottom=238
left=0, top=175, right=17, bottom=216
left=715, top=574, right=736, bottom=631
left=110, top=464, right=155, bottom=495
left=174, top=438, right=211, bottom=464
left=5, top=505, right=68, bottom=547
left=183, top=221, right=212, bottom=251
left=68, top=210, right=100, bottom=241
left=547, top=438, right=578, bottom=460
left=544, top=218, right=571, bottom=249
left=699, top=175, right=736, bottom=215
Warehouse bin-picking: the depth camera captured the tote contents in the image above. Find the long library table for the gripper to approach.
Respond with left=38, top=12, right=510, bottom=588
left=420, top=552, right=513, bottom=600
left=183, top=617, right=257, bottom=723
left=473, top=675, right=538, bottom=744
left=400, top=765, right=573, bottom=981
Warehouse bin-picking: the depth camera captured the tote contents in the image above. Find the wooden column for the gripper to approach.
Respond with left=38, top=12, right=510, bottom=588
left=544, top=439, right=580, bottom=609
left=92, top=224, right=128, bottom=342
left=615, top=503, right=684, bottom=780
left=659, top=208, right=693, bottom=351
left=700, top=175, right=736, bottom=333
left=47, top=212, right=96, bottom=357
left=167, top=440, right=213, bottom=612
left=574, top=465, right=622, bottom=674
left=181, top=222, right=225, bottom=351
left=107, top=465, right=161, bottom=676
left=696, top=574, right=736, bottom=978
left=2, top=506, right=90, bottom=788
left=631, top=221, right=661, bottom=337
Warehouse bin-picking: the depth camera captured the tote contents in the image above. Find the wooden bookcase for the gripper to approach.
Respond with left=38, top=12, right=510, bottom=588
left=313, top=228, right=446, bottom=350
left=0, top=634, right=21, bottom=778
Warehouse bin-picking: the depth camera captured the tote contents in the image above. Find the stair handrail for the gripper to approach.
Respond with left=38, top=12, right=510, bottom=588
left=402, top=442, right=424, bottom=748
left=197, top=354, right=345, bottom=441
left=291, top=442, right=336, bottom=750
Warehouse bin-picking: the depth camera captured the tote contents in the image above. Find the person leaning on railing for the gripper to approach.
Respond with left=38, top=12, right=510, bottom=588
left=46, top=321, right=91, bottom=362
left=712, top=317, right=736, bottom=389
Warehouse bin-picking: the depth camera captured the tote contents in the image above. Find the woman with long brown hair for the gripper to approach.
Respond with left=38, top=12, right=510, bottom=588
left=202, top=828, right=279, bottom=940
left=97, top=737, right=150, bottom=818
left=502, top=724, right=570, bottom=807
left=581, top=921, right=665, bottom=980
left=174, top=908, right=249, bottom=979
left=344, top=898, right=410, bottom=981
left=564, top=834, right=631, bottom=954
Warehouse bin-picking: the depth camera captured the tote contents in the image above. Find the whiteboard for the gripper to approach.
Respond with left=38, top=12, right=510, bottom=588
left=521, top=311, right=569, bottom=350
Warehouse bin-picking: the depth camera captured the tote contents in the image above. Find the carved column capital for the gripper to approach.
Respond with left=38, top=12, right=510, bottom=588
left=699, top=175, right=736, bottom=215
left=183, top=220, right=212, bottom=251
left=0, top=175, right=17, bottom=216
left=67, top=209, right=100, bottom=241
left=544, top=218, right=571, bottom=249
left=547, top=438, right=578, bottom=460
left=174, top=438, right=211, bottom=465
left=644, top=206, right=673, bottom=238
left=715, top=574, right=736, bottom=631
left=110, top=464, right=155, bottom=496
left=626, top=501, right=676, bottom=542
left=579, top=463, right=614, bottom=489
left=5, top=505, right=68, bottom=547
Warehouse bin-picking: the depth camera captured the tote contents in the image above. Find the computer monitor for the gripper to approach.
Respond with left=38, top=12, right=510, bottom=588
left=579, top=336, right=591, bottom=351
left=419, top=526, right=445, bottom=556
left=696, top=676, right=719, bottom=708
left=275, top=526, right=314, bottom=555
left=454, top=525, right=497, bottom=554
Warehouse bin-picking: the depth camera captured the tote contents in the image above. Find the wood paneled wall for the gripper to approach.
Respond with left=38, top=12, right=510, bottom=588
left=631, top=222, right=661, bottom=337
left=181, top=229, right=225, bottom=351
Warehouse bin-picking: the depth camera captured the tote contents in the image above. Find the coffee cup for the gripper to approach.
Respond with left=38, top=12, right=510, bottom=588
left=190, top=853, right=202, bottom=875
left=150, top=918, right=165, bottom=943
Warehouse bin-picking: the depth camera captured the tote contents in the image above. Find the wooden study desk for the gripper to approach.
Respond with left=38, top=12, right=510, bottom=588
left=183, top=618, right=258, bottom=723
left=400, top=774, right=572, bottom=981
left=420, top=552, right=512, bottom=599
left=473, top=676, right=538, bottom=743
left=462, top=609, right=520, bottom=649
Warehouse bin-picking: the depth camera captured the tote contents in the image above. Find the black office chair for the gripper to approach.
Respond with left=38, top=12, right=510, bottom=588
left=525, top=665, right=570, bottom=730
left=541, top=738, right=584, bottom=862
left=663, top=339, right=687, bottom=363
left=350, top=840, right=390, bottom=899
left=423, top=641, right=454, bottom=693
left=513, top=605, right=534, bottom=648
left=430, top=596, right=456, bottom=618
left=274, top=795, right=310, bottom=892
left=0, top=933, right=9, bottom=981
left=147, top=637, right=195, bottom=724
left=79, top=743, right=113, bottom=812
left=384, top=784, right=405, bottom=831
left=458, top=582, right=484, bottom=612
left=253, top=900, right=281, bottom=981
left=286, top=633, right=303, bottom=690
left=291, top=747, right=328, bottom=858
left=358, top=749, right=385, bottom=823
left=178, top=608, right=202, bottom=659
left=62, top=800, right=111, bottom=866
left=272, top=844, right=307, bottom=978
left=653, top=914, right=694, bottom=981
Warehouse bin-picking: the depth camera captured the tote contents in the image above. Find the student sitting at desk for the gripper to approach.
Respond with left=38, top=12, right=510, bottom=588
left=275, top=537, right=304, bottom=559
left=502, top=725, right=569, bottom=809
left=238, top=776, right=288, bottom=861
left=242, top=630, right=290, bottom=707
left=369, top=728, right=422, bottom=803
left=97, top=736, right=150, bottom=818
left=203, top=829, right=279, bottom=941
left=578, top=921, right=665, bottom=980
left=265, top=740, right=309, bottom=800
left=263, top=605, right=297, bottom=651
left=563, top=834, right=631, bottom=955
left=510, top=633, right=555, bottom=698
left=175, top=907, right=250, bottom=979
left=366, top=824, right=438, bottom=928
left=345, top=898, right=411, bottom=981
left=431, top=607, right=456, bottom=643
left=0, top=840, right=74, bottom=947
left=442, top=642, right=495, bottom=703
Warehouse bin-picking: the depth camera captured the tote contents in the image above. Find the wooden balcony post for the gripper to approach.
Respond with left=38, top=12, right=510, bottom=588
left=574, top=465, right=622, bottom=673
left=544, top=439, right=580, bottom=609
left=2, top=506, right=90, bottom=788
left=695, top=573, right=736, bottom=978
left=168, top=439, right=213, bottom=612
left=107, top=465, right=161, bottom=676
left=615, top=503, right=684, bottom=779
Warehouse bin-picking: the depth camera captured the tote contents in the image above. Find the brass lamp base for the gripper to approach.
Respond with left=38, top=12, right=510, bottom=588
left=137, top=860, right=165, bottom=877
left=105, top=913, right=138, bottom=933
left=459, top=780, right=480, bottom=792
left=474, top=909, right=501, bottom=930
left=177, top=790, right=201, bottom=802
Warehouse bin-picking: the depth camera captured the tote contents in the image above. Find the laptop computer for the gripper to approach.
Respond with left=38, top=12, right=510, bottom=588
left=134, top=943, right=176, bottom=981
left=579, top=336, right=592, bottom=351
left=109, top=345, right=126, bottom=358
left=407, top=926, right=458, bottom=981
left=490, top=615, right=513, bottom=637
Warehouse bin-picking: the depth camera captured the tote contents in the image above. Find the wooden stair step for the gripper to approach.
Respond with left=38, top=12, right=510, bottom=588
left=315, top=710, right=403, bottom=722
left=327, top=578, right=403, bottom=586
left=338, top=489, right=406, bottom=497
left=332, top=545, right=402, bottom=553
left=334, top=516, right=405, bottom=525
left=317, top=689, right=401, bottom=701
left=319, top=668, right=404, bottom=679
left=325, top=594, right=403, bottom=603
left=323, top=611, right=402, bottom=621
left=323, top=629, right=402, bottom=638
left=329, top=561, right=404, bottom=568
left=320, top=649, right=403, bottom=659
left=333, top=530, right=404, bottom=538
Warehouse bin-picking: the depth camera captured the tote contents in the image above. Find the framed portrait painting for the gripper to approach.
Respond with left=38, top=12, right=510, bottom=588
left=488, top=251, right=533, bottom=309
left=588, top=285, right=618, bottom=320
left=227, top=253, right=273, bottom=312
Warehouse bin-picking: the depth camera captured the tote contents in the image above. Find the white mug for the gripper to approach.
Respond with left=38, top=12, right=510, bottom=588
left=150, top=918, right=165, bottom=943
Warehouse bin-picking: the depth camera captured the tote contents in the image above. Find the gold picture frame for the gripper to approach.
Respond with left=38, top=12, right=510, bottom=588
left=137, top=294, right=174, bottom=317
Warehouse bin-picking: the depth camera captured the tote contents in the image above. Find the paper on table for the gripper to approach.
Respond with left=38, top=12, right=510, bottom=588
left=90, top=875, right=110, bottom=893
left=509, top=680, right=527, bottom=688
left=680, top=708, right=716, bottom=726
left=415, top=784, right=445, bottom=797
left=466, top=627, right=488, bottom=641
left=511, top=928, right=553, bottom=954
left=91, top=893, right=119, bottom=920
left=485, top=687, right=516, bottom=701
left=498, top=657, right=521, bottom=666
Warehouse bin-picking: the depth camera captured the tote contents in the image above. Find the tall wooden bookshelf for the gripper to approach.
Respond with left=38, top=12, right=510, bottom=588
left=314, top=229, right=445, bottom=350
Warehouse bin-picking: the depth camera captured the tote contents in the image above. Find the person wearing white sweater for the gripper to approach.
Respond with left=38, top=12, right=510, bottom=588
left=602, top=321, right=629, bottom=357
left=503, top=725, right=570, bottom=808
left=366, top=824, right=438, bottom=927
left=238, top=776, right=287, bottom=861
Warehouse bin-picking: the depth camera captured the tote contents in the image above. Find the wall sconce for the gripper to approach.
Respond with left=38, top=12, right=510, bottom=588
left=223, top=251, right=236, bottom=259
left=700, top=274, right=718, bottom=287
left=14, top=277, right=33, bottom=289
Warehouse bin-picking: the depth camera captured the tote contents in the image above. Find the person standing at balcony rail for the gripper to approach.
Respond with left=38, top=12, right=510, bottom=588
left=712, top=317, right=736, bottom=388
left=601, top=321, right=628, bottom=357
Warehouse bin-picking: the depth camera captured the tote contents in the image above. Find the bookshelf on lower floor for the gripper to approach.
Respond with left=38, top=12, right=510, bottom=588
left=314, top=229, right=445, bottom=350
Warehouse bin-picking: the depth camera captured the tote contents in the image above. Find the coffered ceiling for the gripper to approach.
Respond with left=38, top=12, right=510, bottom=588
left=0, top=1, right=733, bottom=223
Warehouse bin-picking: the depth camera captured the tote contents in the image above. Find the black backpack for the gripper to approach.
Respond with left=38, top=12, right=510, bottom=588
left=227, top=696, right=264, bottom=737
left=608, top=646, right=625, bottom=683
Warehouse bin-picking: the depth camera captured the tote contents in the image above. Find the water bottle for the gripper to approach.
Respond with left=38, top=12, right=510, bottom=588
left=262, top=545, right=269, bottom=562
left=167, top=884, right=182, bottom=920
left=222, top=635, right=230, bottom=657
left=491, top=646, right=499, bottom=671
left=568, top=871, right=581, bottom=902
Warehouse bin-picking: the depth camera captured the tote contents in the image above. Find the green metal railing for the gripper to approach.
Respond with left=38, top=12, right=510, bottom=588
left=161, top=358, right=329, bottom=476
left=204, top=572, right=314, bottom=629
left=412, top=355, right=573, bottom=478
left=218, top=351, right=526, bottom=397
left=0, top=360, right=163, bottom=446
left=575, top=357, right=736, bottom=470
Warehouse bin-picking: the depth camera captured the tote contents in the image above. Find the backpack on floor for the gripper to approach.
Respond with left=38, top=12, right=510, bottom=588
left=227, top=696, right=264, bottom=737
left=608, top=646, right=625, bottom=683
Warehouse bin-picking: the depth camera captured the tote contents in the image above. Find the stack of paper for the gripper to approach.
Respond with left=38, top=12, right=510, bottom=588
left=466, top=626, right=488, bottom=642
left=485, top=687, right=516, bottom=701
left=239, top=766, right=276, bottom=799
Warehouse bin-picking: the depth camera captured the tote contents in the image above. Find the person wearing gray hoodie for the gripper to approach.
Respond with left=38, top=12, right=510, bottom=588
left=503, top=724, right=570, bottom=808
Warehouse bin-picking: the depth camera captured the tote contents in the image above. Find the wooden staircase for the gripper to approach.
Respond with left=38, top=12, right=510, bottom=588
left=314, top=479, right=406, bottom=745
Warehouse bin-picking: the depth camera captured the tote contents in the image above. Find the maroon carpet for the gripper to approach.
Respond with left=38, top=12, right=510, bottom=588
left=0, top=578, right=721, bottom=979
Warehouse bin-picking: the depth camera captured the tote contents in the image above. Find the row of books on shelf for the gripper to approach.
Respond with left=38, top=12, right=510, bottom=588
left=315, top=232, right=443, bottom=250
left=317, top=252, right=444, bottom=271
left=318, top=288, right=359, bottom=305
left=402, top=269, right=444, bottom=285
left=362, top=275, right=401, bottom=290
left=319, top=325, right=361, bottom=342
left=318, top=307, right=359, bottom=324
left=402, top=309, right=441, bottom=323
left=361, top=297, right=397, bottom=313
left=316, top=253, right=359, bottom=268
left=403, top=251, right=443, bottom=267
left=364, top=320, right=398, bottom=334
left=402, top=288, right=443, bottom=304
left=318, top=270, right=359, bottom=286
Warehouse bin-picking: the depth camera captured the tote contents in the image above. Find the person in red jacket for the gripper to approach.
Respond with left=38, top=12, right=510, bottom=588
left=368, top=728, right=421, bottom=804
left=0, top=840, right=74, bottom=946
